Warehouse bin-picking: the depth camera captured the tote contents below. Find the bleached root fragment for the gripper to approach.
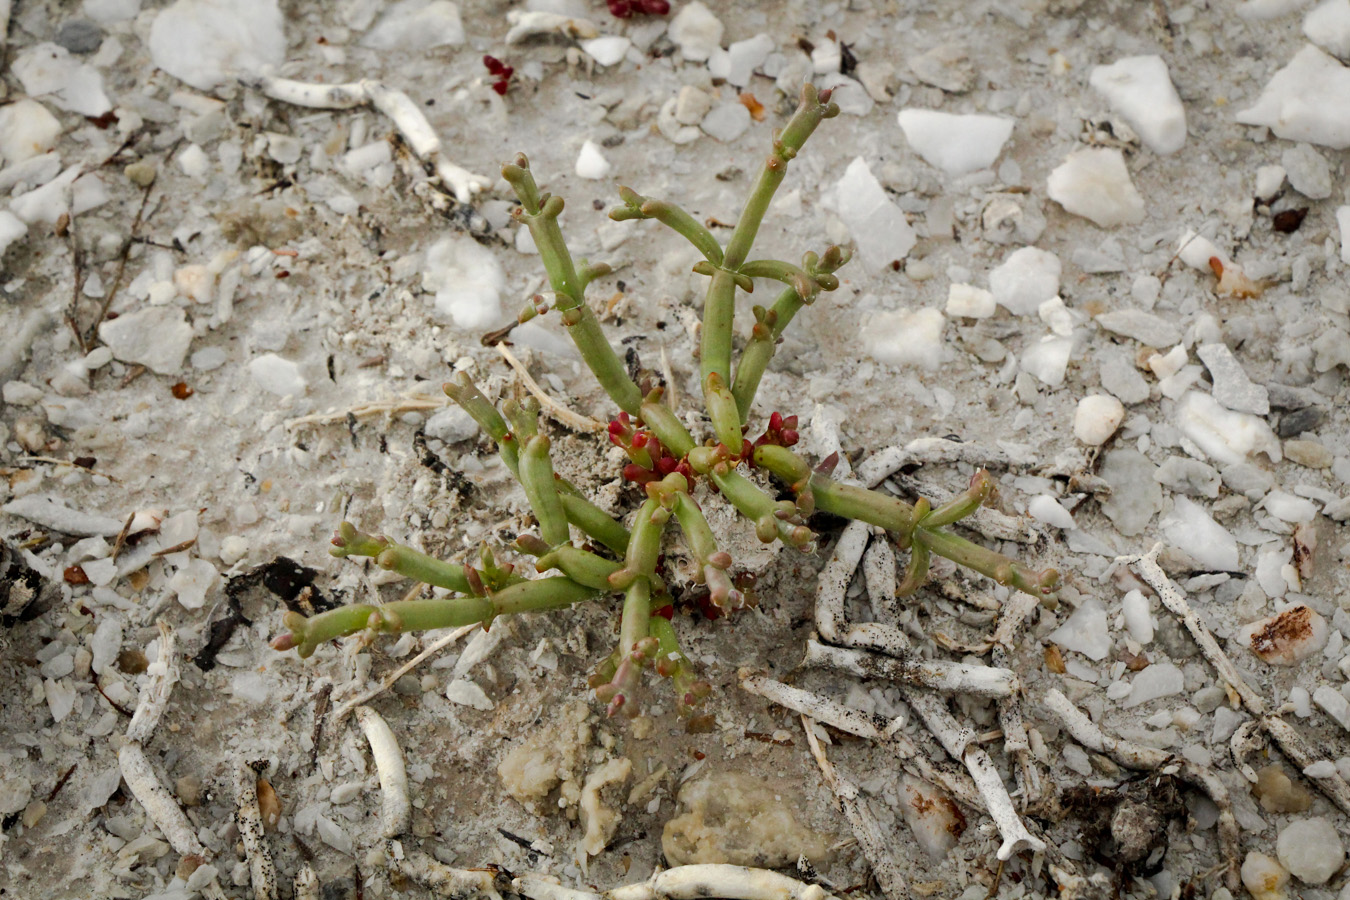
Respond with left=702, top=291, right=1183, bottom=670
left=1124, top=544, right=1350, bottom=815
left=1044, top=688, right=1241, bottom=890
left=902, top=690, right=1045, bottom=860
left=803, top=639, right=1017, bottom=699
left=607, top=864, right=837, bottom=900
left=991, top=592, right=1039, bottom=799
left=235, top=763, right=278, bottom=900
left=497, top=342, right=602, bottom=433
left=739, top=674, right=984, bottom=809
left=293, top=863, right=320, bottom=900
left=355, top=706, right=412, bottom=838
left=800, top=717, right=910, bottom=900
left=862, top=537, right=898, bottom=624
left=331, top=624, right=478, bottom=724
left=391, top=850, right=506, bottom=899
left=514, top=874, right=602, bottom=900
left=286, top=390, right=446, bottom=430
left=245, top=75, right=489, bottom=203
left=814, top=521, right=868, bottom=645
left=118, top=742, right=206, bottom=857
left=1229, top=720, right=1263, bottom=784
left=126, top=621, right=179, bottom=743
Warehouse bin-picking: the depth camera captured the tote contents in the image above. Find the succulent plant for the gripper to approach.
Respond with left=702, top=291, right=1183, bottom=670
left=272, top=84, right=1058, bottom=718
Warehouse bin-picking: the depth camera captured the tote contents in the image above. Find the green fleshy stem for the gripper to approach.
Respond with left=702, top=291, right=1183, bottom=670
left=615, top=498, right=666, bottom=656
left=704, top=371, right=744, bottom=451
left=502, top=156, right=642, bottom=415
left=276, top=576, right=597, bottom=658
left=913, top=527, right=1059, bottom=598
left=444, top=373, right=518, bottom=474
left=638, top=397, right=695, bottom=457
left=730, top=289, right=801, bottom=421
left=709, top=468, right=812, bottom=548
left=559, top=491, right=630, bottom=556
left=671, top=492, right=720, bottom=566
left=330, top=523, right=474, bottom=594
left=535, top=544, right=622, bottom=590
left=609, top=187, right=724, bottom=266
left=519, top=435, right=570, bottom=547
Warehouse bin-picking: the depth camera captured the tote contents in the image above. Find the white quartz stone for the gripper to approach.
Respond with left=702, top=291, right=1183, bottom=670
left=1073, top=394, right=1125, bottom=445
left=830, top=156, right=916, bottom=270
left=989, top=246, right=1061, bottom=316
left=1305, top=0, right=1350, bottom=59
left=1046, top=148, right=1145, bottom=228
left=861, top=308, right=944, bottom=370
left=945, top=283, right=995, bottom=318
left=1160, top=495, right=1240, bottom=571
left=1089, top=55, right=1187, bottom=154
left=896, top=109, right=1014, bottom=177
left=1236, top=44, right=1350, bottom=149
left=575, top=140, right=612, bottom=180
left=1174, top=390, right=1282, bottom=466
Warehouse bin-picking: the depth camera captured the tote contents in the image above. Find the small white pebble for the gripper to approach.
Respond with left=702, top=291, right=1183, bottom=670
left=574, top=140, right=611, bottom=180
left=1121, top=590, right=1154, bottom=644
left=945, top=283, right=995, bottom=318
left=1073, top=394, right=1125, bottom=445
left=1276, top=817, right=1344, bottom=884
left=1028, top=495, right=1076, bottom=530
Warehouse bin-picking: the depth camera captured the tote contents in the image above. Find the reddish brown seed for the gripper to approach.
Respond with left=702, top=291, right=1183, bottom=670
left=64, top=565, right=90, bottom=585
left=1272, top=207, right=1308, bottom=233
left=171, top=382, right=194, bottom=400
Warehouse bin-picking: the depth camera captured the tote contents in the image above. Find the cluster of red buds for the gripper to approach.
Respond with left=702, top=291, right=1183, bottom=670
left=606, top=0, right=670, bottom=17
left=608, top=412, right=693, bottom=485
left=752, top=411, right=800, bottom=451
left=483, top=55, right=514, bottom=96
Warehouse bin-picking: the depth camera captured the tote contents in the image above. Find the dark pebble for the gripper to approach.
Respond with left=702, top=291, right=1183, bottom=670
left=1277, top=406, right=1324, bottom=437
left=55, top=19, right=103, bottom=54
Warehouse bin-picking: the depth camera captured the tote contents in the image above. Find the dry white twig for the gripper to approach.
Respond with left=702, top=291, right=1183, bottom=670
left=497, top=342, right=603, bottom=433
left=1042, top=687, right=1241, bottom=891
left=117, top=742, right=206, bottom=858
left=901, top=689, right=1045, bottom=860
left=739, top=674, right=985, bottom=809
left=246, top=75, right=489, bottom=202
left=356, top=706, right=412, bottom=838
left=1124, top=544, right=1350, bottom=815
left=235, top=763, right=278, bottom=900
left=800, top=716, right=910, bottom=900
left=991, top=591, right=1039, bottom=799
left=607, top=864, right=836, bottom=900
left=802, top=639, right=1017, bottom=699
left=125, top=621, right=178, bottom=744
left=285, top=390, right=446, bottom=430
left=331, top=624, right=479, bottom=724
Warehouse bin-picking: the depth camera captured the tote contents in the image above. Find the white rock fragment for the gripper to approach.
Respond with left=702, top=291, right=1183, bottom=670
left=1176, top=229, right=1230, bottom=271
left=898, top=776, right=963, bottom=860
left=0, top=99, right=62, bottom=165
left=708, top=33, right=773, bottom=87
left=1121, top=590, right=1154, bottom=644
left=1255, top=164, right=1287, bottom=200
left=668, top=1, right=722, bottom=61
left=3, top=495, right=124, bottom=536
left=1314, top=684, right=1350, bottom=730
left=1263, top=490, right=1317, bottom=523
left=580, top=35, right=630, bottom=67
left=1160, top=496, right=1240, bottom=571
left=1089, top=55, right=1187, bottom=154
left=149, top=0, right=285, bottom=91
left=989, top=247, right=1061, bottom=316
left=1242, top=852, right=1290, bottom=900
left=946, top=283, right=995, bottom=318
left=98, top=306, right=193, bottom=374
left=1073, top=394, right=1124, bottom=445
left=46, top=677, right=76, bottom=722
left=1236, top=44, right=1350, bottom=149
left=0, top=211, right=26, bottom=258
left=1046, top=148, right=1145, bottom=228
left=1196, top=342, right=1269, bottom=415
left=830, top=157, right=915, bottom=270
left=1020, top=335, right=1073, bottom=387
left=504, top=11, right=598, bottom=45
left=1028, top=495, right=1076, bottom=530
left=1174, top=390, right=1281, bottom=466
left=422, top=235, right=506, bottom=329
left=360, top=0, right=465, bottom=51
left=168, top=558, right=218, bottom=610
left=701, top=103, right=751, bottom=142
left=1306, top=0, right=1350, bottom=58
left=1047, top=596, right=1111, bottom=661
left=13, top=43, right=111, bottom=116
left=177, top=143, right=209, bottom=180
left=1238, top=605, right=1329, bottom=665
left=575, top=140, right=612, bottom=180
left=896, top=109, right=1014, bottom=177
left=861, top=308, right=943, bottom=370
left=248, top=353, right=307, bottom=396
left=316, top=816, right=353, bottom=855
left=445, top=678, right=493, bottom=710
left=1276, top=818, right=1344, bottom=883
left=1122, top=662, right=1185, bottom=707
left=1282, top=143, right=1333, bottom=198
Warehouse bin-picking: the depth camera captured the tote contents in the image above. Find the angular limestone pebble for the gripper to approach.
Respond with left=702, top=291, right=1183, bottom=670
left=1089, top=55, right=1187, bottom=155
left=1238, top=604, right=1329, bottom=665
left=662, top=771, right=830, bottom=867
left=1046, top=147, right=1145, bottom=228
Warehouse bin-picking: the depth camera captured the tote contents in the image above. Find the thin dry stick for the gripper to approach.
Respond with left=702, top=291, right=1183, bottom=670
left=1124, top=543, right=1350, bottom=815
left=496, top=342, right=603, bottom=433
left=794, top=716, right=910, bottom=900
left=990, top=590, right=1039, bottom=801
left=330, top=623, right=479, bottom=725
left=285, top=392, right=447, bottom=430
